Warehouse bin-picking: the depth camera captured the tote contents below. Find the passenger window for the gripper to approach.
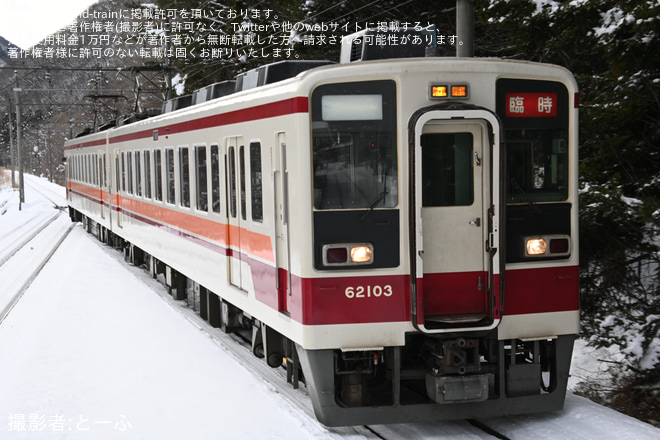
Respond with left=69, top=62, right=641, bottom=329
left=115, top=153, right=120, bottom=193
left=228, top=147, right=237, bottom=218
left=135, top=151, right=142, bottom=196
left=84, top=155, right=88, bottom=184
left=250, top=142, right=263, bottom=223
left=239, top=145, right=246, bottom=221
left=101, top=153, right=107, bottom=187
left=211, top=145, right=221, bottom=213
left=121, top=152, right=126, bottom=192
left=179, top=147, right=190, bottom=208
left=127, top=151, right=134, bottom=194
left=195, top=146, right=208, bottom=212
left=144, top=150, right=152, bottom=199
left=421, top=132, right=474, bottom=207
left=166, top=149, right=175, bottom=204
left=154, top=149, right=163, bottom=201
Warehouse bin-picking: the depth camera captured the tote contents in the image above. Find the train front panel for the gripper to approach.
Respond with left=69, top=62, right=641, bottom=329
left=293, top=59, right=579, bottom=426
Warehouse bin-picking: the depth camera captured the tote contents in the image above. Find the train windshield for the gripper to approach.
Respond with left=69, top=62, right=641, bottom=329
left=311, top=80, right=398, bottom=210
left=505, top=129, right=569, bottom=203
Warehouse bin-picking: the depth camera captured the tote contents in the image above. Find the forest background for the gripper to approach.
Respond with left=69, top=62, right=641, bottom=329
left=0, top=0, right=658, bottom=423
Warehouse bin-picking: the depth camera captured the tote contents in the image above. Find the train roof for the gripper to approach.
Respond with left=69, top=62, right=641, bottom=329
left=64, top=56, right=576, bottom=150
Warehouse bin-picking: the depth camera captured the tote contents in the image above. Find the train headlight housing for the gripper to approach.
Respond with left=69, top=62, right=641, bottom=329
left=525, top=238, right=547, bottom=256
left=350, top=245, right=373, bottom=264
left=524, top=235, right=571, bottom=258
left=323, top=243, right=374, bottom=266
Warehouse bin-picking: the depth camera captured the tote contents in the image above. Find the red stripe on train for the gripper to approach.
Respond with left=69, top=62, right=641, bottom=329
left=503, top=265, right=579, bottom=316
left=64, top=97, right=309, bottom=150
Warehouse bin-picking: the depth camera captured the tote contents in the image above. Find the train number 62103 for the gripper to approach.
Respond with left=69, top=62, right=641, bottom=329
left=345, top=285, right=393, bottom=299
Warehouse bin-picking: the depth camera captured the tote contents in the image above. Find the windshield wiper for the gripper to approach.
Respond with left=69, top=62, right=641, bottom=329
left=510, top=180, right=541, bottom=213
left=358, top=190, right=387, bottom=223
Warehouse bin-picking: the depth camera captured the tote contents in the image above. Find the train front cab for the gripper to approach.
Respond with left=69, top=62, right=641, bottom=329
left=296, top=68, right=579, bottom=426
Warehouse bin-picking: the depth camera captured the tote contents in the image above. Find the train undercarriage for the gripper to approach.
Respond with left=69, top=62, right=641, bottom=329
left=73, top=210, right=575, bottom=427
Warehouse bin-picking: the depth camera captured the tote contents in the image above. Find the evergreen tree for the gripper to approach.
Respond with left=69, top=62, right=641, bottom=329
left=479, top=0, right=660, bottom=418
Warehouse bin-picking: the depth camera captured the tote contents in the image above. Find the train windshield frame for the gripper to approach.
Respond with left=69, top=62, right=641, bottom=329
left=496, top=78, right=570, bottom=204
left=505, top=128, right=569, bottom=203
left=311, top=80, right=398, bottom=210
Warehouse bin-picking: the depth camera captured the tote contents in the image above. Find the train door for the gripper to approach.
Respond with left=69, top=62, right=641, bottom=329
left=412, top=109, right=500, bottom=332
left=273, top=132, right=290, bottom=314
left=226, top=136, right=245, bottom=290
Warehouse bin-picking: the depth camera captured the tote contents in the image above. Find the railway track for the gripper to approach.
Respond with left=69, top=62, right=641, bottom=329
left=0, top=212, right=60, bottom=267
left=0, top=179, right=74, bottom=326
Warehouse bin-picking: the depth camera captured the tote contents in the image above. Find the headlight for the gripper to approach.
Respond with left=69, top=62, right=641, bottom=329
left=524, top=235, right=571, bottom=258
left=322, top=243, right=374, bottom=266
left=525, top=238, right=548, bottom=256
left=350, top=245, right=373, bottom=263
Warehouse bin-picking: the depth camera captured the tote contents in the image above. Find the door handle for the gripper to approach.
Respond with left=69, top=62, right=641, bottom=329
left=469, top=218, right=481, bottom=227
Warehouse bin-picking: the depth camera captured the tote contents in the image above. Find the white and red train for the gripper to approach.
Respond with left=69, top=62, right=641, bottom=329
left=65, top=35, right=579, bottom=426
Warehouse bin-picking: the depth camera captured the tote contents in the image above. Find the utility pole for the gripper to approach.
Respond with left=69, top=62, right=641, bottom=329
left=7, top=95, right=16, bottom=187
left=456, top=0, right=475, bottom=58
left=14, top=85, right=24, bottom=208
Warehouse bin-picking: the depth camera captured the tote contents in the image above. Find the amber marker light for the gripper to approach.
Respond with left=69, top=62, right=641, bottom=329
left=450, top=85, right=468, bottom=98
left=430, top=85, right=448, bottom=98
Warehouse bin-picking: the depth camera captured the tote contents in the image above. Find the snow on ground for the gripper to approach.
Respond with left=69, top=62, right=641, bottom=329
left=0, top=175, right=345, bottom=439
left=0, top=174, right=659, bottom=439
left=0, top=225, right=348, bottom=439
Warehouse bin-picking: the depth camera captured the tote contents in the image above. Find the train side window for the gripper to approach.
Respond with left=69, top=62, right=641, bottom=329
left=83, top=155, right=88, bottom=184
left=94, top=155, right=99, bottom=186
left=166, top=148, right=175, bottom=204
left=135, top=150, right=142, bottom=197
left=228, top=146, right=237, bottom=218
left=179, top=147, right=190, bottom=208
left=211, top=144, right=221, bottom=213
left=101, top=153, right=107, bottom=187
left=249, top=142, right=263, bottom=223
left=154, top=149, right=163, bottom=202
left=121, top=152, right=126, bottom=192
left=239, top=145, right=246, bottom=221
left=421, top=132, right=474, bottom=207
left=144, top=150, right=152, bottom=199
left=115, top=152, right=120, bottom=194
left=127, top=151, right=134, bottom=194
left=195, top=145, right=208, bottom=212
